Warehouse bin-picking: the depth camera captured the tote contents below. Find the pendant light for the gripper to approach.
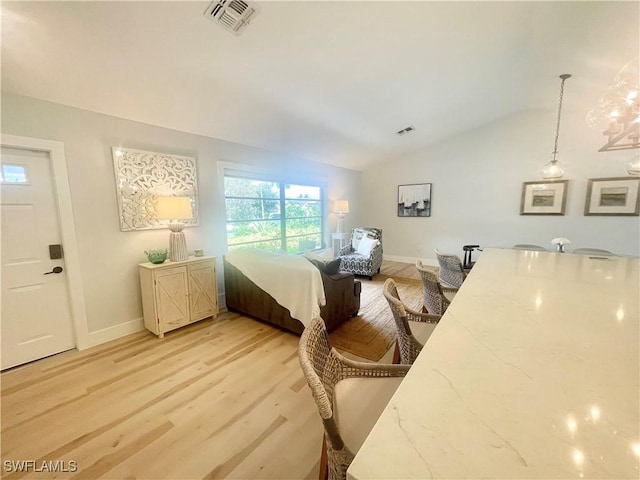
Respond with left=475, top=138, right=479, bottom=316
left=543, top=74, right=571, bottom=180
left=586, top=57, right=639, bottom=152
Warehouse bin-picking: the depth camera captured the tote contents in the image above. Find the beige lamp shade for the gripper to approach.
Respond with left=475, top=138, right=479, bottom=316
left=155, top=196, right=193, bottom=220
left=334, top=200, right=349, bottom=214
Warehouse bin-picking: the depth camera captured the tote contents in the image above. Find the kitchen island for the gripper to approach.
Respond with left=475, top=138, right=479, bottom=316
left=348, top=248, right=640, bottom=479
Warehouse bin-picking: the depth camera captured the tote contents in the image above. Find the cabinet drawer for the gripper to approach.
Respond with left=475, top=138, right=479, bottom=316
left=160, top=315, right=191, bottom=332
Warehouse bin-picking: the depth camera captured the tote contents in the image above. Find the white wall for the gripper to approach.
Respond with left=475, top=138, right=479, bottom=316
left=4, top=91, right=637, bottom=342
left=362, top=107, right=640, bottom=263
left=1, top=93, right=362, bottom=338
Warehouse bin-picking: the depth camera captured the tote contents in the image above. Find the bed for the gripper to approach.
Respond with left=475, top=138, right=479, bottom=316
left=223, top=250, right=361, bottom=334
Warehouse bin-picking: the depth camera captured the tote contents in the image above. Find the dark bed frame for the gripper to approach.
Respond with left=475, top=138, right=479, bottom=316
left=223, top=257, right=361, bottom=334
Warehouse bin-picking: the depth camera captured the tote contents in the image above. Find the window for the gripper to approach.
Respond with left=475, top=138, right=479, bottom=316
left=224, top=175, right=324, bottom=253
left=0, top=164, right=28, bottom=184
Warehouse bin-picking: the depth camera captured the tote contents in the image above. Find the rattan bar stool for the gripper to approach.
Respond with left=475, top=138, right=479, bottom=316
left=572, top=248, right=615, bottom=256
left=383, top=278, right=441, bottom=364
left=415, top=260, right=455, bottom=315
left=298, top=317, right=409, bottom=480
left=435, top=248, right=467, bottom=288
left=513, top=244, right=547, bottom=251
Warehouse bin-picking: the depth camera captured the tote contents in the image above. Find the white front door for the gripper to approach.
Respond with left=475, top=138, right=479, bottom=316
left=1, top=147, right=75, bottom=369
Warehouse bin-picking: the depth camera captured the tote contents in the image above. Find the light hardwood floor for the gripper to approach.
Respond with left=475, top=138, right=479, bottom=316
left=0, top=261, right=420, bottom=479
left=2, top=313, right=325, bottom=479
left=379, top=260, right=421, bottom=280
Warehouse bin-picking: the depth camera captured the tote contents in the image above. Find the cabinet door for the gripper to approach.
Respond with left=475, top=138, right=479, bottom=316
left=154, top=267, right=190, bottom=330
left=188, top=261, right=217, bottom=321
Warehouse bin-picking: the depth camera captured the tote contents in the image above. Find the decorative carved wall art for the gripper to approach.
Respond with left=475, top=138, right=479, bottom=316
left=112, top=147, right=199, bottom=231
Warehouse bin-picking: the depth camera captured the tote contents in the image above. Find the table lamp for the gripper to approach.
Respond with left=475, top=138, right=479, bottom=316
left=334, top=200, right=349, bottom=234
left=155, top=196, right=193, bottom=262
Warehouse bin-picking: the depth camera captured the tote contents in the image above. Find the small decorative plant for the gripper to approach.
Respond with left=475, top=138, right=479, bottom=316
left=551, top=237, right=571, bottom=253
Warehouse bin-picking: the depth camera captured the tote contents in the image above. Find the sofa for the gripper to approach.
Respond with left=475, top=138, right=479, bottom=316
left=338, top=227, right=383, bottom=280
left=224, top=256, right=361, bottom=335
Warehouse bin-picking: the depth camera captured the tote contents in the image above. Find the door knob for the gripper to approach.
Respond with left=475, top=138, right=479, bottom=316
left=44, top=266, right=64, bottom=275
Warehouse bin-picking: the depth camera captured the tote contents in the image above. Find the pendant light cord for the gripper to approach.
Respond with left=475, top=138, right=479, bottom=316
left=552, top=74, right=571, bottom=160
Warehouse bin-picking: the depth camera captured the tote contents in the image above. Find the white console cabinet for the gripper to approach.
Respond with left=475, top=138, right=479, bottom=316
left=139, top=256, right=218, bottom=338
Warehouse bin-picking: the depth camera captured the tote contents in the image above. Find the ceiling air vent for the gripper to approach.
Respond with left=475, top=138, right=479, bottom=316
left=397, top=125, right=416, bottom=136
left=203, top=0, right=260, bottom=35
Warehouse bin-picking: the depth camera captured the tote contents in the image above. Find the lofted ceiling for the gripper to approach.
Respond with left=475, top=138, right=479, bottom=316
left=1, top=1, right=638, bottom=171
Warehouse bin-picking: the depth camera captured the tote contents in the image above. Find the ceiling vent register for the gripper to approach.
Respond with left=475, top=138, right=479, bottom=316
left=203, top=0, right=259, bottom=35
left=397, top=126, right=415, bottom=136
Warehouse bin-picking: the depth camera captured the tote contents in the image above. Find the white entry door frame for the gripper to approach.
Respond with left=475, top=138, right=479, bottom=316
left=1, top=134, right=89, bottom=350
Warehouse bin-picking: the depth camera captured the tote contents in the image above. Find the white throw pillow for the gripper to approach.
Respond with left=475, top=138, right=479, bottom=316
left=356, top=236, right=378, bottom=256
left=351, top=228, right=378, bottom=250
left=350, top=228, right=367, bottom=250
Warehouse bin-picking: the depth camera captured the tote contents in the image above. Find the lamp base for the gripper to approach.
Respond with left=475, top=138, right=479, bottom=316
left=168, top=230, right=188, bottom=262
left=336, top=214, right=345, bottom=234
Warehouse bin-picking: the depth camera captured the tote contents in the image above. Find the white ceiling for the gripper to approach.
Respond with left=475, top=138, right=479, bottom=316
left=2, top=1, right=638, bottom=171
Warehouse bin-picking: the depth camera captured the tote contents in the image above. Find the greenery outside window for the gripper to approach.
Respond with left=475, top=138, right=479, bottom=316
left=224, top=175, right=324, bottom=253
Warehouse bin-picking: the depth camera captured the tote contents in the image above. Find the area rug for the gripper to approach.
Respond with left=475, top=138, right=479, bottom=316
left=329, top=274, right=423, bottom=362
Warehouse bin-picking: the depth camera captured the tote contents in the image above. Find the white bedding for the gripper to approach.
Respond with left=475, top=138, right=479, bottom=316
left=225, top=248, right=326, bottom=327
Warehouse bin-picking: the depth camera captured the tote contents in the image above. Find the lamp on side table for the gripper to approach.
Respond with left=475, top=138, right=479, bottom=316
left=332, top=200, right=350, bottom=257
left=334, top=200, right=349, bottom=234
left=155, top=196, right=193, bottom=262
left=331, top=232, right=349, bottom=257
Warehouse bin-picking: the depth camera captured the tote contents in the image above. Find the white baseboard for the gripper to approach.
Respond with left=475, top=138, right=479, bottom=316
left=81, top=317, right=145, bottom=350
left=80, top=299, right=229, bottom=351
left=80, top=293, right=229, bottom=351
left=384, top=254, right=438, bottom=267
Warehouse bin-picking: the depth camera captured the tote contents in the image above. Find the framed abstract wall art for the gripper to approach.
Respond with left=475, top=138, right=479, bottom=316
left=520, top=180, right=568, bottom=215
left=584, top=177, right=640, bottom=216
left=398, top=183, right=432, bottom=217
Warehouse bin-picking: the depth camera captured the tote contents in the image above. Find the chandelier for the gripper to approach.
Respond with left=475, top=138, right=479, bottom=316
left=586, top=58, right=639, bottom=152
left=542, top=74, right=571, bottom=180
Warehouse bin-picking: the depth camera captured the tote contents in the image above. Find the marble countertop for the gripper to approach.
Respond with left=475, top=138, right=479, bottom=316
left=348, top=248, right=639, bottom=479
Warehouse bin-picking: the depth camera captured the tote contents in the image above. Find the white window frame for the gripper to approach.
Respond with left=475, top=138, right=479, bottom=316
left=219, top=162, right=328, bottom=253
